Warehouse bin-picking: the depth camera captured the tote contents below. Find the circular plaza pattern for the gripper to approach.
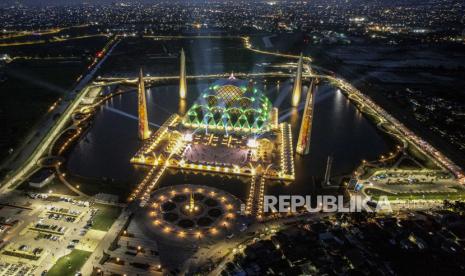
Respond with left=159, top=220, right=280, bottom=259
left=146, top=184, right=242, bottom=241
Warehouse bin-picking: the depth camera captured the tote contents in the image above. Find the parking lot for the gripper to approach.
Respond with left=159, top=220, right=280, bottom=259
left=0, top=190, right=96, bottom=275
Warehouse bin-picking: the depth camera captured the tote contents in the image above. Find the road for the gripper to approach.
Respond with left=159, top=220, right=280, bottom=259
left=324, top=75, right=464, bottom=184
left=0, top=37, right=120, bottom=192
left=0, top=34, right=107, bottom=47
left=0, top=24, right=89, bottom=40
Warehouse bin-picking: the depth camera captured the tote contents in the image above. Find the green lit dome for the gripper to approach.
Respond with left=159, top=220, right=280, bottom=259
left=183, top=78, right=272, bottom=133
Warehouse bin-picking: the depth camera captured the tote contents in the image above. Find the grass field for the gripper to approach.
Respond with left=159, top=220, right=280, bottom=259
left=0, top=59, right=86, bottom=162
left=0, top=35, right=109, bottom=165
left=397, top=158, right=423, bottom=170
left=91, top=203, right=122, bottom=231
left=0, top=36, right=108, bottom=57
left=365, top=187, right=465, bottom=201
left=100, top=36, right=290, bottom=76
left=406, top=142, right=439, bottom=170
left=46, top=249, right=91, bottom=276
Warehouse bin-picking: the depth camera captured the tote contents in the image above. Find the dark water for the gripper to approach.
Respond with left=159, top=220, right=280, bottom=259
left=268, top=84, right=395, bottom=197
left=67, top=82, right=394, bottom=200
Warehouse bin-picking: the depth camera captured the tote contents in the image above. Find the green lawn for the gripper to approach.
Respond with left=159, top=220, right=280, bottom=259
left=365, top=188, right=465, bottom=201
left=406, top=142, right=439, bottom=170
left=91, top=203, right=122, bottom=231
left=47, top=249, right=91, bottom=276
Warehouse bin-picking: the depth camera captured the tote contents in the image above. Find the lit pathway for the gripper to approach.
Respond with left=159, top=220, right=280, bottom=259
left=245, top=176, right=266, bottom=217
left=80, top=209, right=131, bottom=276
left=0, top=38, right=121, bottom=192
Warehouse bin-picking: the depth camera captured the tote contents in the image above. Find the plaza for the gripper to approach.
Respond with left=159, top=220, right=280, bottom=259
left=139, top=184, right=242, bottom=242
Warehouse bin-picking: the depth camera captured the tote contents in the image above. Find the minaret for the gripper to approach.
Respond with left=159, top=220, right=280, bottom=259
left=296, top=80, right=315, bottom=155
left=138, top=68, right=150, bottom=140
left=271, top=107, right=279, bottom=130
left=179, top=48, right=187, bottom=99
left=291, top=53, right=303, bottom=107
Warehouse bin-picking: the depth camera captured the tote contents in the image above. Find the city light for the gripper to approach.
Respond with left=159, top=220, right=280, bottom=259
left=1, top=2, right=464, bottom=275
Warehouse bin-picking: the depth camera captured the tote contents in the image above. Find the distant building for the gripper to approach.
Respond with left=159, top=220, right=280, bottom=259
left=28, top=169, right=55, bottom=188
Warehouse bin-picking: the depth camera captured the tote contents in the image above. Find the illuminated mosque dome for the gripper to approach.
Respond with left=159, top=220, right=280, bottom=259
left=183, top=77, right=272, bottom=133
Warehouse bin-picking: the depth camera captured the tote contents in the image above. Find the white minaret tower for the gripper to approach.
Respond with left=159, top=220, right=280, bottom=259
left=179, top=48, right=187, bottom=99
left=138, top=68, right=150, bottom=140
left=291, top=53, right=303, bottom=107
